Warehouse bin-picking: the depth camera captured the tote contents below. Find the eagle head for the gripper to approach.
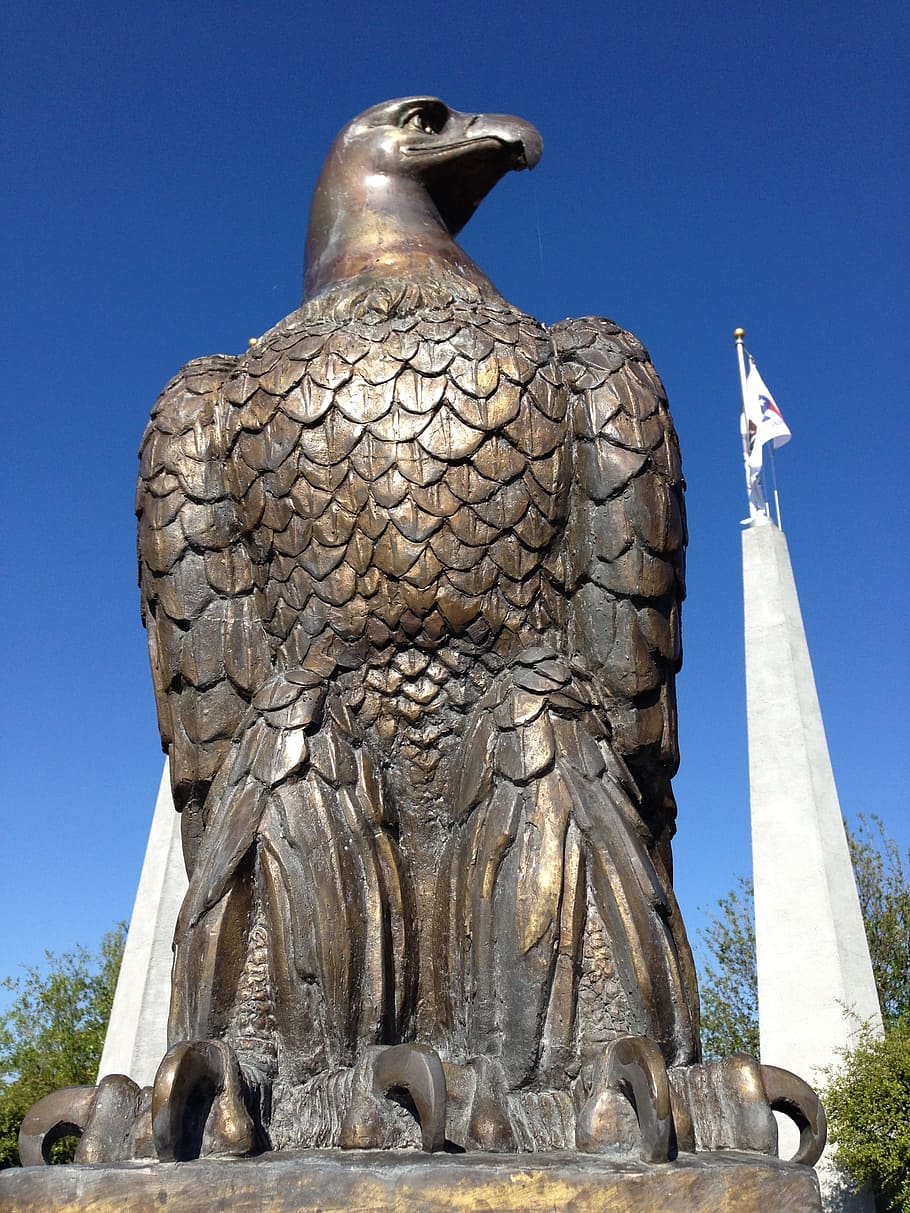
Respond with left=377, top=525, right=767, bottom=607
left=303, top=97, right=542, bottom=302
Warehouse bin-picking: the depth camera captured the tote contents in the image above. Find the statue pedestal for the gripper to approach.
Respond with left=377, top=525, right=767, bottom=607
left=0, top=1149, right=821, bottom=1212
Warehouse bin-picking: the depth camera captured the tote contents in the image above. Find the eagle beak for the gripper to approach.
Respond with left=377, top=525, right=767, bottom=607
left=463, top=113, right=543, bottom=171
left=415, top=109, right=543, bottom=236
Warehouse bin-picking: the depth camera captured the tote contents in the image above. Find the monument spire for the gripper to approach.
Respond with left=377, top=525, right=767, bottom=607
left=97, top=762, right=186, bottom=1086
left=738, top=328, right=882, bottom=1210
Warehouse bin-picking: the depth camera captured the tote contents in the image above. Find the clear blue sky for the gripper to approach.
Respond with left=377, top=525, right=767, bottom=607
left=2, top=0, right=907, bottom=995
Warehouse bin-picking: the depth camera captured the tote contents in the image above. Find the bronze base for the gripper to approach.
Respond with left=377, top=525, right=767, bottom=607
left=0, top=1149, right=821, bottom=1212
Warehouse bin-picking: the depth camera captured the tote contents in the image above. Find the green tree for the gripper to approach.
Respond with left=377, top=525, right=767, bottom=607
left=0, top=926, right=124, bottom=1168
left=823, top=1019, right=910, bottom=1213
left=697, top=875, right=759, bottom=1060
left=849, top=814, right=910, bottom=1027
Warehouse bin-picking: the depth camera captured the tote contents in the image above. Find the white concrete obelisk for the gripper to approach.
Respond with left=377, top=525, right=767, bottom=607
left=97, top=761, right=187, bottom=1086
left=737, top=329, right=882, bottom=1210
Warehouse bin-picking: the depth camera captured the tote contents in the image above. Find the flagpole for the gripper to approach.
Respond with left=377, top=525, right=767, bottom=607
left=734, top=327, right=765, bottom=523
left=768, top=444, right=783, bottom=531
left=733, top=327, right=749, bottom=403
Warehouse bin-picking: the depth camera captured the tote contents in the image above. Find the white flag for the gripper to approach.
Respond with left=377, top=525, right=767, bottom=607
left=743, top=360, right=791, bottom=472
left=740, top=406, right=767, bottom=514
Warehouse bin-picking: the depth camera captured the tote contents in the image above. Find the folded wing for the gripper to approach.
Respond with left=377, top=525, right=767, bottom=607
left=137, top=356, right=274, bottom=873
left=551, top=317, right=686, bottom=861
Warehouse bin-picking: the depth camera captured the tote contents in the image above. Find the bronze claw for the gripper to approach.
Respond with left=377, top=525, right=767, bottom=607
left=18, top=1085, right=98, bottom=1166
left=76, top=1073, right=148, bottom=1163
left=760, top=1063, right=828, bottom=1166
left=373, top=1044, right=447, bottom=1153
left=152, top=1040, right=256, bottom=1161
left=341, top=1043, right=448, bottom=1152
left=605, top=1036, right=673, bottom=1163
left=578, top=1036, right=673, bottom=1163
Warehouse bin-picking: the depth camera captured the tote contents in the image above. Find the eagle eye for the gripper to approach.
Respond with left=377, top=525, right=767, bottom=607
left=402, top=108, right=442, bottom=136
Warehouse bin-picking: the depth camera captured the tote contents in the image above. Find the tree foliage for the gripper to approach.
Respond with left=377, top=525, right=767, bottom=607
left=825, top=815, right=909, bottom=1211
left=848, top=814, right=910, bottom=1028
left=697, top=875, right=759, bottom=1060
left=823, top=1019, right=910, bottom=1213
left=0, top=926, right=124, bottom=1168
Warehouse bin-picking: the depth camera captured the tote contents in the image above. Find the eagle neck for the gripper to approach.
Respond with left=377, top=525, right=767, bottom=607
left=302, top=160, right=502, bottom=304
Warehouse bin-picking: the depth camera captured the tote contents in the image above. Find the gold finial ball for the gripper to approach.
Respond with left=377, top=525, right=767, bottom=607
left=248, top=338, right=257, bottom=348
left=733, top=327, right=746, bottom=340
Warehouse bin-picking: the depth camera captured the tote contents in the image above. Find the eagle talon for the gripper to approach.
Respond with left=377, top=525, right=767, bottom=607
left=18, top=1085, right=98, bottom=1166
left=577, top=1036, right=673, bottom=1163
left=152, top=1040, right=257, bottom=1161
left=760, top=1063, right=827, bottom=1166
left=667, top=1053, right=828, bottom=1158
left=20, top=1076, right=156, bottom=1165
left=340, top=1044, right=447, bottom=1152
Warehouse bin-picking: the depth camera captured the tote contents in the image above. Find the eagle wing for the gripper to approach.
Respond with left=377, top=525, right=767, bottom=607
left=137, top=355, right=273, bottom=873
left=550, top=317, right=686, bottom=858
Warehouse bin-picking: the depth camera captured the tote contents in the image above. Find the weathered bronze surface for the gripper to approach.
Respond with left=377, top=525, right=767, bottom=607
left=17, top=97, right=826, bottom=1174
left=0, top=1150, right=822, bottom=1213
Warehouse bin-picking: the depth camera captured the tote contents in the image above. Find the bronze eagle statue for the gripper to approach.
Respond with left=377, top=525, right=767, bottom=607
left=19, top=98, right=826, bottom=1168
